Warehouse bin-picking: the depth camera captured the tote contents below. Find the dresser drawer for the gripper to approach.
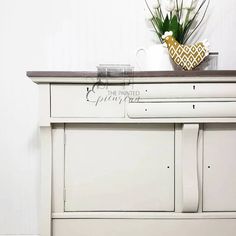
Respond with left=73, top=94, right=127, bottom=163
left=131, top=83, right=236, bottom=99
left=127, top=102, right=236, bottom=118
left=51, top=84, right=125, bottom=118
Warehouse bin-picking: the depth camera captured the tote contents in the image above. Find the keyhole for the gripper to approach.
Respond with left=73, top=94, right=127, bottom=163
left=145, top=89, right=148, bottom=92
left=208, top=165, right=211, bottom=169
left=193, top=85, right=196, bottom=90
left=145, top=108, right=148, bottom=112
left=193, top=104, right=195, bottom=109
left=167, top=166, right=170, bottom=169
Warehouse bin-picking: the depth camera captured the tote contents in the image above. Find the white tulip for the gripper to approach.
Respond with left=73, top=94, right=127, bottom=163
left=179, top=9, right=188, bottom=24
left=183, top=0, right=199, bottom=9
left=179, top=8, right=197, bottom=25
left=164, top=0, right=175, bottom=12
left=153, top=1, right=161, bottom=9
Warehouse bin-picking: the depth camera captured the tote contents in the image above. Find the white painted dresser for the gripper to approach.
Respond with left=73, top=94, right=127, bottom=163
left=28, top=70, right=236, bottom=236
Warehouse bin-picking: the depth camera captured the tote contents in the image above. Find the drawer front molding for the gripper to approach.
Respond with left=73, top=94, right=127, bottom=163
left=131, top=83, right=236, bottom=99
left=53, top=219, right=236, bottom=236
left=127, top=102, right=236, bottom=118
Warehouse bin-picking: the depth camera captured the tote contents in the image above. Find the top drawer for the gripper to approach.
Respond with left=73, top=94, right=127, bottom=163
left=131, top=83, right=236, bottom=99
left=51, top=84, right=125, bottom=118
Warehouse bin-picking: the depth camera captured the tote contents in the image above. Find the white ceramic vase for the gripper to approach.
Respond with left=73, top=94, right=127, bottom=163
left=136, top=44, right=173, bottom=71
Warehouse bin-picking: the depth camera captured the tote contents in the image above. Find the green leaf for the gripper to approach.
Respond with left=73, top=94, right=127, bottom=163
left=150, top=18, right=163, bottom=43
left=169, top=15, right=179, bottom=40
left=155, top=17, right=163, bottom=32
left=178, top=24, right=185, bottom=44
left=162, top=15, right=170, bottom=34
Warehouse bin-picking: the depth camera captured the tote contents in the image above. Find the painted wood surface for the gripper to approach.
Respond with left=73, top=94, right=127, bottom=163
left=51, top=85, right=125, bottom=118
left=181, top=124, right=199, bottom=212
left=64, top=124, right=174, bottom=211
left=203, top=124, right=236, bottom=211
left=29, top=76, right=236, bottom=84
left=53, top=219, right=236, bottom=236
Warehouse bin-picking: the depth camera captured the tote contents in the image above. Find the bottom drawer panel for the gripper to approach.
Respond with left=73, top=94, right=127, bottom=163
left=53, top=219, right=236, bottom=236
left=127, top=102, right=236, bottom=118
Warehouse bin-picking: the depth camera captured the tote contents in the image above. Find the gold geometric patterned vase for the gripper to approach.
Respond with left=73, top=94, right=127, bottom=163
left=162, top=31, right=210, bottom=71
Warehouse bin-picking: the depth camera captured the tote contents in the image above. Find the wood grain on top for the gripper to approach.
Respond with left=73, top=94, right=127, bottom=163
left=27, top=70, right=236, bottom=78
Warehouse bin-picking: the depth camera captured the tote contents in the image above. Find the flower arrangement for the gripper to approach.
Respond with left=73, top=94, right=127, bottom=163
left=146, top=0, right=210, bottom=44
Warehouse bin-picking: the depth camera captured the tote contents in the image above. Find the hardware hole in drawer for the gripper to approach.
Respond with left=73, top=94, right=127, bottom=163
left=127, top=102, right=236, bottom=118
left=130, top=83, right=236, bottom=99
